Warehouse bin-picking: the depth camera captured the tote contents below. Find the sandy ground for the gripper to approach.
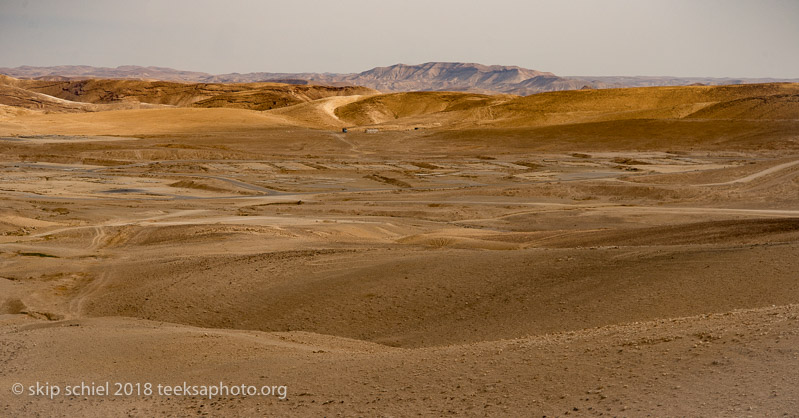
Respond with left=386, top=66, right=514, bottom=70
left=1, top=119, right=798, bottom=416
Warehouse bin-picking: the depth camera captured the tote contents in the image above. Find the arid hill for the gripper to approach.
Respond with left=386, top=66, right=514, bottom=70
left=482, top=83, right=799, bottom=127
left=332, top=91, right=513, bottom=126
left=0, top=62, right=591, bottom=94
left=324, top=82, right=799, bottom=131
left=0, top=75, right=376, bottom=111
left=0, top=82, right=96, bottom=112
left=323, top=62, right=594, bottom=94
left=0, top=65, right=213, bottom=82
left=567, top=75, right=799, bottom=88
left=2, top=77, right=798, bottom=143
left=3, top=63, right=798, bottom=95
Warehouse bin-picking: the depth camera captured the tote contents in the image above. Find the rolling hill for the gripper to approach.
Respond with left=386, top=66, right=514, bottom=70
left=0, top=75, right=376, bottom=111
left=2, top=72, right=798, bottom=146
left=3, top=63, right=798, bottom=95
left=321, top=82, right=799, bottom=131
left=0, top=63, right=591, bottom=94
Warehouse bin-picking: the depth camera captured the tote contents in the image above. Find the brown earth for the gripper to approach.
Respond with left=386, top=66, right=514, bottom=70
left=0, top=81, right=798, bottom=416
left=0, top=75, right=377, bottom=111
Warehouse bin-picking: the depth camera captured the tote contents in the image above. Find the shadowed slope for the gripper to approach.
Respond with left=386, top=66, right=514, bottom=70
left=484, top=83, right=799, bottom=128
left=685, top=94, right=799, bottom=120
left=8, top=77, right=376, bottom=110
left=2, top=80, right=798, bottom=148
left=304, top=83, right=799, bottom=131
left=332, top=91, right=514, bottom=126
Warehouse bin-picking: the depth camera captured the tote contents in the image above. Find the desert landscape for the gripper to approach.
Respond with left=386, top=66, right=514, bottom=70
left=0, top=68, right=798, bottom=416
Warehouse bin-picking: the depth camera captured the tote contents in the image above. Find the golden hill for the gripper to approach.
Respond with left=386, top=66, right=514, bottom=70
left=0, top=83, right=96, bottom=112
left=483, top=83, right=799, bottom=127
left=0, top=107, right=292, bottom=136
left=0, top=76, right=177, bottom=113
left=1, top=77, right=798, bottom=145
left=271, top=82, right=799, bottom=131
left=332, top=91, right=514, bottom=126
left=323, top=82, right=799, bottom=130
left=685, top=93, right=799, bottom=120
left=269, top=91, right=515, bottom=130
left=2, top=76, right=377, bottom=111
left=269, top=95, right=372, bottom=129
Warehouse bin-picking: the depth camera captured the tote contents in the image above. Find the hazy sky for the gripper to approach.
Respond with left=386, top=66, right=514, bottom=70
left=1, top=0, right=798, bottom=77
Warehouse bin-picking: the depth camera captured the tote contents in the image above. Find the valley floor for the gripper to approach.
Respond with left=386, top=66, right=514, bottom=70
left=1, top=127, right=798, bottom=416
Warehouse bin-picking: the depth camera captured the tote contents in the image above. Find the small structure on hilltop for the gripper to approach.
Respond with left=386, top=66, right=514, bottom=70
left=342, top=127, right=348, bottom=133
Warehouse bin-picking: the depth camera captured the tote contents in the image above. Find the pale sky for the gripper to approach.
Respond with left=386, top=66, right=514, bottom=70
left=1, top=0, right=798, bottom=77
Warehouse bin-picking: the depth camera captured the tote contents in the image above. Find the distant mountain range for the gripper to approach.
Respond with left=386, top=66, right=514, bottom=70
left=1, top=63, right=797, bottom=96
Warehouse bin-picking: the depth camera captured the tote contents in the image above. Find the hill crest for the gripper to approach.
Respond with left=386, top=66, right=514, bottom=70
left=3, top=63, right=798, bottom=96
